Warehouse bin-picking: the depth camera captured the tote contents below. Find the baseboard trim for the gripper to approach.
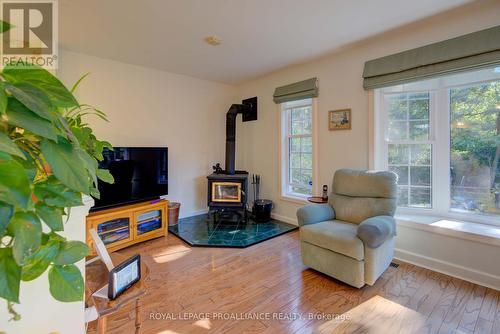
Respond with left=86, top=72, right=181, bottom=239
left=180, top=210, right=299, bottom=225
left=271, top=213, right=298, bottom=225
left=179, top=209, right=208, bottom=219
left=394, top=248, right=500, bottom=291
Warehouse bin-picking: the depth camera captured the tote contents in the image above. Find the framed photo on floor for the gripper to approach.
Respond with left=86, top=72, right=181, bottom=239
left=328, top=109, right=351, bottom=130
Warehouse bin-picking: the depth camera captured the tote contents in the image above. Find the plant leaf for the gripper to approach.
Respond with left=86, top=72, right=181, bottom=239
left=0, top=152, right=11, bottom=160
left=70, top=72, right=90, bottom=93
left=35, top=202, right=63, bottom=231
left=3, top=64, right=78, bottom=108
left=93, top=141, right=104, bottom=161
left=77, top=148, right=98, bottom=184
left=68, top=105, right=109, bottom=122
left=0, top=81, right=7, bottom=114
left=14, top=154, right=37, bottom=181
left=96, top=168, right=114, bottom=184
left=71, top=126, right=93, bottom=148
left=0, top=201, right=14, bottom=238
left=0, top=159, right=31, bottom=209
left=0, top=20, right=12, bottom=33
left=49, top=232, right=66, bottom=243
left=100, top=141, right=113, bottom=150
left=53, top=241, right=88, bottom=265
left=5, top=99, right=59, bottom=141
left=48, top=264, right=84, bottom=302
left=41, top=137, right=90, bottom=193
left=0, top=132, right=25, bottom=159
left=8, top=212, right=42, bottom=265
left=21, top=239, right=59, bottom=281
left=76, top=111, right=109, bottom=123
left=5, top=82, right=55, bottom=121
left=34, top=177, right=83, bottom=207
left=56, top=113, right=77, bottom=142
left=90, top=187, right=100, bottom=199
left=0, top=248, right=21, bottom=302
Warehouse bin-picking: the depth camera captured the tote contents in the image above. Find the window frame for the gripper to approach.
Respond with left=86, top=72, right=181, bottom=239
left=279, top=98, right=318, bottom=202
left=373, top=73, right=500, bottom=226
left=380, top=91, right=437, bottom=210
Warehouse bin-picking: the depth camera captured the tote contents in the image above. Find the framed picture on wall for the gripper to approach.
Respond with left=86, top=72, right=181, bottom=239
left=328, top=109, right=351, bottom=130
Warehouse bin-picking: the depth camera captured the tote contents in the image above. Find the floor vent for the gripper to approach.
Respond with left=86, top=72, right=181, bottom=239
left=389, top=262, right=399, bottom=268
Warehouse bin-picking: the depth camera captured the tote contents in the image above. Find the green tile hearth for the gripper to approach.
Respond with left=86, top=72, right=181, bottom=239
left=168, top=213, right=298, bottom=247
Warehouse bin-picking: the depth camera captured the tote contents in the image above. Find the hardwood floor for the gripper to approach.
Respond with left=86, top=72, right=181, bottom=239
left=86, top=231, right=500, bottom=334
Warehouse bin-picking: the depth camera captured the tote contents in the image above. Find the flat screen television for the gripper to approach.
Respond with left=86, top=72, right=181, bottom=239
left=91, top=147, right=168, bottom=211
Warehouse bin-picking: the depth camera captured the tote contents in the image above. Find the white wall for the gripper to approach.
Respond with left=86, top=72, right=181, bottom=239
left=395, top=223, right=500, bottom=291
left=58, top=50, right=236, bottom=218
left=233, top=0, right=500, bottom=222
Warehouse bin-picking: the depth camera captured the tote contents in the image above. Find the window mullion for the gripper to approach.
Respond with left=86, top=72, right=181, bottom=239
left=434, top=88, right=450, bottom=215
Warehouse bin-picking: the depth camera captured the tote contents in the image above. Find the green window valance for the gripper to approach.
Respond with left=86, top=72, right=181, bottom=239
left=273, top=77, right=318, bottom=103
left=363, top=25, right=500, bottom=89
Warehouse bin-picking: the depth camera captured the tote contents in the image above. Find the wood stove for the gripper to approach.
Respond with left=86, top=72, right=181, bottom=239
left=207, top=172, right=248, bottom=219
left=207, top=97, right=257, bottom=221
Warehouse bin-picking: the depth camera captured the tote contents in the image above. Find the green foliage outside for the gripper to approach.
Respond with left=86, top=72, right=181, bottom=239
left=450, top=80, right=500, bottom=214
left=0, top=20, right=113, bottom=321
left=289, top=106, right=313, bottom=195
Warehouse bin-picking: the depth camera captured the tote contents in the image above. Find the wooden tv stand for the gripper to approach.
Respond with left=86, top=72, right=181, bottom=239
left=86, top=200, right=168, bottom=256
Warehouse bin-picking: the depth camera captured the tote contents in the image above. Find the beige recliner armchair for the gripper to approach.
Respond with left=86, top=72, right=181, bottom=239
left=297, top=169, right=398, bottom=288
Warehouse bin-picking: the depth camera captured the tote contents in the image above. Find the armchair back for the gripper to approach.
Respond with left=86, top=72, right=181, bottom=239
left=329, top=169, right=397, bottom=224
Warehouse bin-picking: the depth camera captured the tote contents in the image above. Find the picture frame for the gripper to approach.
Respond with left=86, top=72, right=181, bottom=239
left=328, top=109, right=351, bottom=130
left=108, top=254, right=141, bottom=300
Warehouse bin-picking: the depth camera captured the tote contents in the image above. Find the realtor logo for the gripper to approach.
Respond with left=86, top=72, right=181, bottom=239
left=1, top=0, right=58, bottom=68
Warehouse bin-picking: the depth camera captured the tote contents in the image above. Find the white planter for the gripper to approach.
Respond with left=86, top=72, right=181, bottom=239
left=0, top=196, right=94, bottom=334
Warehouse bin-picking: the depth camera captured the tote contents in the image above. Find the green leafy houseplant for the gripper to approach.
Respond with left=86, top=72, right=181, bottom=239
left=0, top=62, right=114, bottom=318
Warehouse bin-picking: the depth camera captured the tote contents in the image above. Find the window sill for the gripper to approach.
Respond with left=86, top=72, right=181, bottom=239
left=396, top=214, right=500, bottom=247
left=280, top=194, right=309, bottom=205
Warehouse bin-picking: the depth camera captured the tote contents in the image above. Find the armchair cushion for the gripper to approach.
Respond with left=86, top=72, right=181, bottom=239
left=300, top=220, right=364, bottom=260
left=329, top=193, right=397, bottom=224
left=297, top=204, right=335, bottom=226
left=356, top=215, right=396, bottom=248
left=333, top=169, right=397, bottom=199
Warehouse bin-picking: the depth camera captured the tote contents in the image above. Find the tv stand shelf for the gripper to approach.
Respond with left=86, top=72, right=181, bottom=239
left=86, top=200, right=168, bottom=256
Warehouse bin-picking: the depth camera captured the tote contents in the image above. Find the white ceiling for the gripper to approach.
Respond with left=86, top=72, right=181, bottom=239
left=59, top=0, right=473, bottom=84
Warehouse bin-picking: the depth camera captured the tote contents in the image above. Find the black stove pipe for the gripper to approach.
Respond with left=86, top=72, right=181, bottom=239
left=225, top=104, right=249, bottom=175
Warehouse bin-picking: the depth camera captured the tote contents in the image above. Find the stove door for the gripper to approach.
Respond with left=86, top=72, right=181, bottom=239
left=211, top=182, right=241, bottom=202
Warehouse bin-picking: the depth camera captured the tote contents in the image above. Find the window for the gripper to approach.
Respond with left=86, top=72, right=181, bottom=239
left=450, top=81, right=500, bottom=216
left=280, top=98, right=316, bottom=199
left=385, top=93, right=433, bottom=208
left=375, top=67, right=500, bottom=225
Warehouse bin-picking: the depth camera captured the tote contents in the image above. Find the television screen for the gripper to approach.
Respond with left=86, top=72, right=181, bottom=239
left=92, top=147, right=168, bottom=211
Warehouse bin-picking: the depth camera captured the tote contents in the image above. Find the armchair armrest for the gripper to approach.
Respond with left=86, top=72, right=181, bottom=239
left=357, top=215, right=396, bottom=248
left=297, top=204, right=335, bottom=227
